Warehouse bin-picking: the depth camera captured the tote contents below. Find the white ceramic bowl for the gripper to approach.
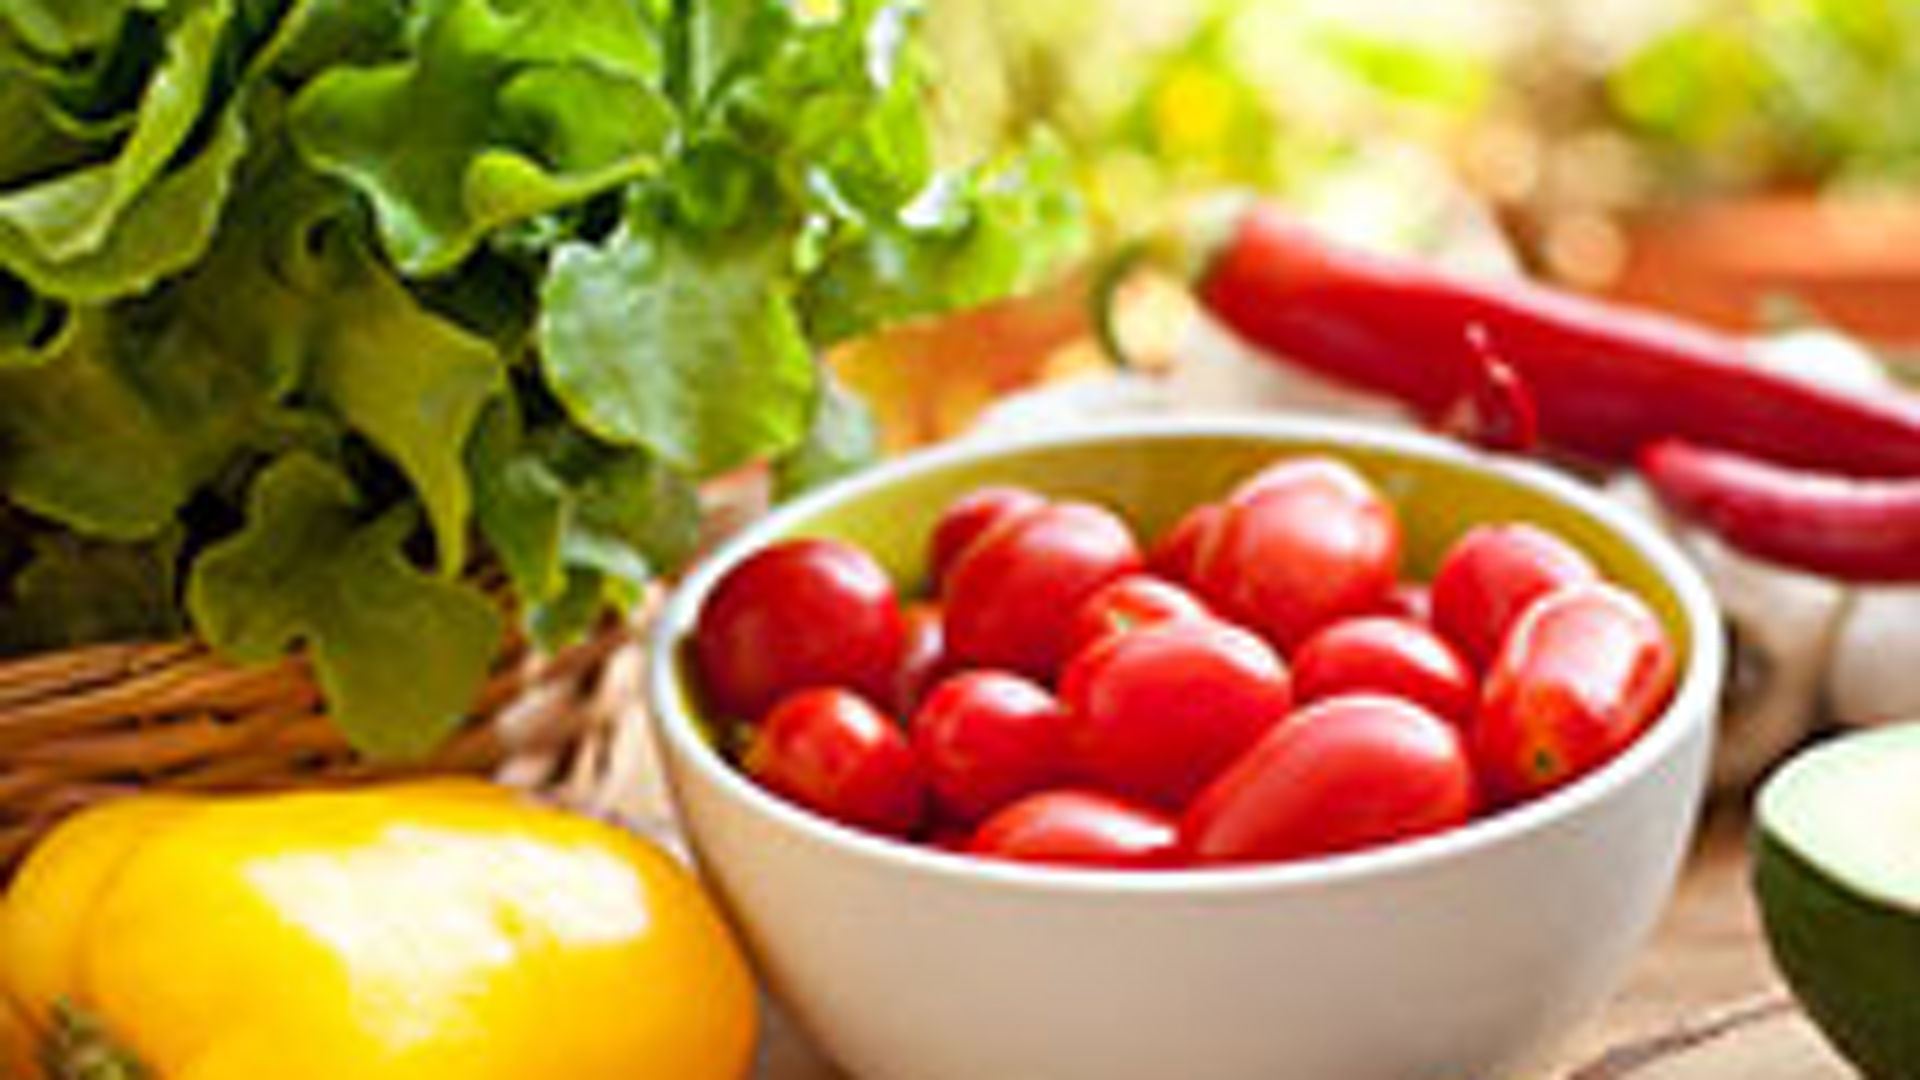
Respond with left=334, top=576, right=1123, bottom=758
left=649, top=418, right=1723, bottom=1080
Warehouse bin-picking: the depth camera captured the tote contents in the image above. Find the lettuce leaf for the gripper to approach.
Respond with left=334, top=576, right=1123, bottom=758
left=306, top=234, right=503, bottom=573
left=800, top=135, right=1087, bottom=346
left=538, top=225, right=815, bottom=477
left=0, top=0, right=227, bottom=265
left=0, top=104, right=249, bottom=303
left=0, top=301, right=288, bottom=539
left=0, top=0, right=166, bottom=59
left=187, top=454, right=503, bottom=760
left=470, top=398, right=701, bottom=649
left=774, top=369, right=879, bottom=500
left=289, top=0, right=672, bottom=274
left=0, top=0, right=1084, bottom=762
left=1, top=529, right=183, bottom=651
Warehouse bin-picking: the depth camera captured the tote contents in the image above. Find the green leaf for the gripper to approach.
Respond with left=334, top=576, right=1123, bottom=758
left=470, top=402, right=701, bottom=646
left=683, top=0, right=793, bottom=106
left=774, top=369, right=877, bottom=501
left=0, top=0, right=164, bottom=56
left=0, top=272, right=72, bottom=367
left=0, top=65, right=100, bottom=187
left=713, top=0, right=932, bottom=215
left=268, top=0, right=410, bottom=80
left=799, top=136, right=1086, bottom=345
left=187, top=454, right=503, bottom=760
left=467, top=399, right=567, bottom=603
left=0, top=147, right=344, bottom=540
left=0, top=301, right=287, bottom=539
left=559, top=438, right=702, bottom=588
left=288, top=0, right=672, bottom=274
left=0, top=0, right=228, bottom=265
left=0, top=102, right=249, bottom=303
left=1, top=530, right=183, bottom=651
left=308, top=236, right=504, bottom=573
left=527, top=565, right=608, bottom=653
left=539, top=225, right=815, bottom=477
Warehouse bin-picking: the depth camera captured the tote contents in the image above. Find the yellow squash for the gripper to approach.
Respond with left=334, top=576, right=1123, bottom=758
left=0, top=783, right=758, bottom=1080
left=0, top=938, right=30, bottom=1078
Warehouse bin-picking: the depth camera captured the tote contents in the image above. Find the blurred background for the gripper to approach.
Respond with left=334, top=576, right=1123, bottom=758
left=918, top=0, right=1920, bottom=344
left=823, top=0, right=1920, bottom=800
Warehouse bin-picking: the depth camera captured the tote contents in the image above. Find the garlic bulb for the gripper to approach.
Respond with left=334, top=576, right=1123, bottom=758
left=1828, top=589, right=1920, bottom=730
left=1607, top=477, right=1846, bottom=791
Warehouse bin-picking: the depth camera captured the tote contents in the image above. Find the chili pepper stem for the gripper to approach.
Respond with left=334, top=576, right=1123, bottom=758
left=1432, top=325, right=1540, bottom=454
left=1091, top=193, right=1256, bottom=371
left=1087, top=240, right=1153, bottom=372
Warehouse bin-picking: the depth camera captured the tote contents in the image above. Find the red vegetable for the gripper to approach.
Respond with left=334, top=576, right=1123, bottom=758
left=1474, top=583, right=1677, bottom=803
left=1060, top=617, right=1292, bottom=809
left=695, top=538, right=905, bottom=720
left=1641, top=440, right=1920, bottom=583
left=943, top=500, right=1143, bottom=679
left=911, top=671, right=1068, bottom=824
left=889, top=602, right=948, bottom=716
left=746, top=688, right=925, bottom=836
left=1068, top=574, right=1209, bottom=656
left=928, top=485, right=1046, bottom=591
left=1149, top=502, right=1226, bottom=584
left=967, top=790, right=1180, bottom=869
left=1194, top=456, right=1401, bottom=650
left=1171, top=199, right=1920, bottom=477
left=1383, top=581, right=1432, bottom=623
left=1291, top=616, right=1477, bottom=727
left=1430, top=523, right=1599, bottom=671
left=1182, top=695, right=1475, bottom=865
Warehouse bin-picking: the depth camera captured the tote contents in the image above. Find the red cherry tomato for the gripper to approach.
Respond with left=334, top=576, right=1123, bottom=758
left=928, top=485, right=1047, bottom=591
left=1182, top=695, right=1476, bottom=865
left=1149, top=502, right=1227, bottom=584
left=695, top=538, right=905, bottom=720
left=1226, top=457, right=1369, bottom=506
left=967, top=790, right=1179, bottom=869
left=1431, top=523, right=1599, bottom=670
left=745, top=688, right=925, bottom=836
left=1292, top=616, right=1478, bottom=728
left=1068, top=574, right=1210, bottom=656
left=943, top=500, right=1143, bottom=679
left=928, top=828, right=975, bottom=854
left=1195, top=457, right=1401, bottom=650
left=1473, top=583, right=1677, bottom=803
left=1061, top=617, right=1292, bottom=809
left=911, top=671, right=1068, bottom=824
left=889, top=602, right=947, bottom=717
left=1384, top=581, right=1433, bottom=623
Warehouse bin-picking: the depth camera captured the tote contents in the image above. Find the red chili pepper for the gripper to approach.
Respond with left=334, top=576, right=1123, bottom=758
left=1433, top=325, right=1538, bottom=454
left=1161, top=198, right=1920, bottom=478
left=1641, top=440, right=1920, bottom=582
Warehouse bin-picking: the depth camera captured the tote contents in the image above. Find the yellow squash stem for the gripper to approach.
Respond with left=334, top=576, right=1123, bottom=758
left=46, top=1004, right=149, bottom=1080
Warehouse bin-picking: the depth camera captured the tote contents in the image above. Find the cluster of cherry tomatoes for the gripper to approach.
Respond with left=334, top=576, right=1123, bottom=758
left=692, top=456, right=1678, bottom=870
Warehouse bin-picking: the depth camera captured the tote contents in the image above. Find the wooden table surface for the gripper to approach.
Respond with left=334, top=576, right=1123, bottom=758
left=755, top=801, right=1857, bottom=1079
left=1542, top=803, right=1851, bottom=1078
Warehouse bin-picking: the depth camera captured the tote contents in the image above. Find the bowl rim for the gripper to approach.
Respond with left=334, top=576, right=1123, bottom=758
left=647, top=415, right=1724, bottom=896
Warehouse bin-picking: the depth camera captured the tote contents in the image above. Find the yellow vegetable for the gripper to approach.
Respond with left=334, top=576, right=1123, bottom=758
left=0, top=782, right=758, bottom=1080
left=0, top=938, right=31, bottom=1078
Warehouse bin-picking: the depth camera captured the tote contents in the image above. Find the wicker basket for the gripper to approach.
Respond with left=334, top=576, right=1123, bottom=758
left=0, top=603, right=661, bottom=878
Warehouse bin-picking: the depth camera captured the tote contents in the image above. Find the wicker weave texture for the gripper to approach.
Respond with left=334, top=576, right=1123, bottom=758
left=0, top=623, right=635, bottom=876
